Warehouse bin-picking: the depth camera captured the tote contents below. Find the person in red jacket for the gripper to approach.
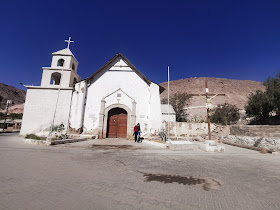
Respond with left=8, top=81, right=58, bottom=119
left=133, top=123, right=140, bottom=142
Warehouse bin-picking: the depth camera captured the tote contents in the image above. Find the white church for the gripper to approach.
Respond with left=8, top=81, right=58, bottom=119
left=20, top=39, right=175, bottom=139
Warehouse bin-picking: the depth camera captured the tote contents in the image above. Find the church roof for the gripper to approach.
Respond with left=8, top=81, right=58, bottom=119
left=87, top=53, right=165, bottom=93
left=52, top=48, right=78, bottom=63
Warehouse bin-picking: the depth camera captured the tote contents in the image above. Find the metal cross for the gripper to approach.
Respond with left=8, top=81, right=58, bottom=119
left=65, top=37, right=74, bottom=49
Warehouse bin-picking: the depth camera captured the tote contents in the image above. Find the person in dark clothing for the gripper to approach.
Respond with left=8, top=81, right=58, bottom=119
left=134, top=123, right=140, bottom=142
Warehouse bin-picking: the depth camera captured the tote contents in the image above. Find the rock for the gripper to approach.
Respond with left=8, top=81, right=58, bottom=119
left=193, top=136, right=205, bottom=142
left=221, top=135, right=280, bottom=152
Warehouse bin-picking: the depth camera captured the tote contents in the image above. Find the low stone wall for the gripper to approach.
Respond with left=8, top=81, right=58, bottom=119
left=22, top=138, right=88, bottom=145
left=164, top=122, right=230, bottom=139
left=22, top=138, right=48, bottom=145
left=230, top=125, right=280, bottom=137
left=221, top=135, right=280, bottom=151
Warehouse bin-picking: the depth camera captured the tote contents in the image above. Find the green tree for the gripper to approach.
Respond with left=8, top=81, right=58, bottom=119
left=211, top=103, right=240, bottom=125
left=162, top=93, right=191, bottom=122
left=245, top=90, right=273, bottom=118
left=245, top=71, right=280, bottom=119
left=9, top=113, right=23, bottom=120
left=0, top=112, right=4, bottom=120
left=264, top=72, right=280, bottom=113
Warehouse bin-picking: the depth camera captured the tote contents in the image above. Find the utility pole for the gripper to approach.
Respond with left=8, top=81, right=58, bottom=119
left=167, top=66, right=170, bottom=142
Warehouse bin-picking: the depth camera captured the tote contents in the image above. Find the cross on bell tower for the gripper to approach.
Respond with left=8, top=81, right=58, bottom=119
left=65, top=37, right=74, bottom=49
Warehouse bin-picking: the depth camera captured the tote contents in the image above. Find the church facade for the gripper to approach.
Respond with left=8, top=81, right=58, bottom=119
left=20, top=47, right=165, bottom=138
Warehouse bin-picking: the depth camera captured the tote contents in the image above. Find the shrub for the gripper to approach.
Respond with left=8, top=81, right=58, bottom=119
left=245, top=90, right=274, bottom=119
left=264, top=71, right=280, bottom=113
left=9, top=113, right=23, bottom=119
left=246, top=71, right=280, bottom=119
left=25, top=134, right=46, bottom=140
left=211, top=103, right=240, bottom=125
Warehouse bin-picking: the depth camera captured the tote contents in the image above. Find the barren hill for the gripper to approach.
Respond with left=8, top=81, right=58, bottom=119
left=0, top=83, right=26, bottom=111
left=160, top=77, right=265, bottom=119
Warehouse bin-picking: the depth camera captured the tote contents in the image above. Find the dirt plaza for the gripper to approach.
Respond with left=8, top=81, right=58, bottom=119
left=1, top=133, right=280, bottom=210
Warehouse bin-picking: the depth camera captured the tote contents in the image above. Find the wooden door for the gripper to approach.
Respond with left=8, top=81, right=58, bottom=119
left=108, top=113, right=127, bottom=138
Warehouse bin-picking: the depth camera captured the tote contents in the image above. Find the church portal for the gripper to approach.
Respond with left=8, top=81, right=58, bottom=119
left=106, top=108, right=127, bottom=138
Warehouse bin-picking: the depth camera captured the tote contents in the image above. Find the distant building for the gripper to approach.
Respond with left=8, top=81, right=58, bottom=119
left=0, top=119, right=22, bottom=131
left=161, top=104, right=176, bottom=122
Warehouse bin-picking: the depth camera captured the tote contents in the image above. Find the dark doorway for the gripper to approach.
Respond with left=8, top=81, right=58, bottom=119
left=106, top=108, right=127, bottom=138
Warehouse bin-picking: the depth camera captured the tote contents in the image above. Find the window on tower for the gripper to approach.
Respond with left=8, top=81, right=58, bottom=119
left=50, top=72, right=61, bottom=85
left=72, top=63, right=75, bottom=71
left=57, top=59, right=64, bottom=67
left=73, top=78, right=77, bottom=85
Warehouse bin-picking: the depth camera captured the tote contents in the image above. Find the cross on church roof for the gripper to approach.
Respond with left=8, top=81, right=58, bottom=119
left=65, top=37, right=74, bottom=49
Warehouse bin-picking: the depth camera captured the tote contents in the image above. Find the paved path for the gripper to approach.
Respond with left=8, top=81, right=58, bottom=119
left=1, top=133, right=280, bottom=210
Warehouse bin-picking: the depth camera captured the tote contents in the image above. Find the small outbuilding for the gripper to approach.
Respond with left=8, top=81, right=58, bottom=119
left=161, top=104, right=176, bottom=122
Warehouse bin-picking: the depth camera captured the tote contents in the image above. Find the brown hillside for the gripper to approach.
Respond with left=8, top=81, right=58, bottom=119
left=0, top=83, right=26, bottom=110
left=160, top=77, right=265, bottom=118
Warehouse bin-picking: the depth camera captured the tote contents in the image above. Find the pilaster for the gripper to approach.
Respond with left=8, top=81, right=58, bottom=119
left=98, top=98, right=106, bottom=138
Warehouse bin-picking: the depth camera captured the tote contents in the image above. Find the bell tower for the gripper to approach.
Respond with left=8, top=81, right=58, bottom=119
left=41, top=37, right=81, bottom=88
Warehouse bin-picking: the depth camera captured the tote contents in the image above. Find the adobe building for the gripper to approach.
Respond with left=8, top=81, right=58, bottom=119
left=20, top=42, right=168, bottom=138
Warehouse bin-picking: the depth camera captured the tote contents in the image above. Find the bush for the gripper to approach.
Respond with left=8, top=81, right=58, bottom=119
left=9, top=113, right=23, bottom=119
left=211, top=103, right=240, bottom=125
left=246, top=71, right=280, bottom=119
left=25, top=134, right=46, bottom=140
left=245, top=90, right=274, bottom=119
left=0, top=113, right=5, bottom=120
left=264, top=71, right=280, bottom=113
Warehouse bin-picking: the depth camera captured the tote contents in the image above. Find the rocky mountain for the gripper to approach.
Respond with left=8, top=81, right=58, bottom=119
left=0, top=83, right=26, bottom=112
left=160, top=77, right=265, bottom=119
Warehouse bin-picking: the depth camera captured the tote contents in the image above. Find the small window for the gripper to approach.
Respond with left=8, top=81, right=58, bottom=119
left=73, top=78, right=78, bottom=85
left=50, top=72, right=61, bottom=85
left=57, top=59, right=64, bottom=67
left=72, top=63, right=75, bottom=71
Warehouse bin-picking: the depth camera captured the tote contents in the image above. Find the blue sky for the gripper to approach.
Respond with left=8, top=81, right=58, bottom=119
left=1, top=0, right=280, bottom=90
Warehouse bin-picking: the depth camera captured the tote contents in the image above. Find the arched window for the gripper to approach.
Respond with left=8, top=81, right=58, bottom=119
left=73, top=78, right=77, bottom=85
left=57, top=59, right=64, bottom=67
left=50, top=72, right=61, bottom=85
left=72, top=63, right=75, bottom=71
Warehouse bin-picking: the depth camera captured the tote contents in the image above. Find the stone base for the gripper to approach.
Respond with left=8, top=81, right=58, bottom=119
left=68, top=134, right=98, bottom=139
left=198, top=144, right=225, bottom=152
left=167, top=141, right=194, bottom=150
left=142, top=140, right=167, bottom=148
left=22, top=137, right=88, bottom=146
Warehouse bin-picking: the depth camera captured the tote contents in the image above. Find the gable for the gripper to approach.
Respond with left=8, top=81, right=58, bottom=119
left=86, top=53, right=165, bottom=93
left=108, top=59, right=133, bottom=72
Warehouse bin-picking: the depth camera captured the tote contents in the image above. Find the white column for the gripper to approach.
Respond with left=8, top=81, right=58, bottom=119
left=98, top=98, right=106, bottom=138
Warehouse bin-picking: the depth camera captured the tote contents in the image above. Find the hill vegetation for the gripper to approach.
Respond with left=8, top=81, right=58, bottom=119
left=0, top=83, right=26, bottom=108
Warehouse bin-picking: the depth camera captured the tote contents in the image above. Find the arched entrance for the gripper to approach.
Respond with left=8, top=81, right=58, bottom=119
left=106, top=108, right=127, bottom=138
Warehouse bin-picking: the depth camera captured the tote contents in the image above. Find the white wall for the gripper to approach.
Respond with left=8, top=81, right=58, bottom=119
left=20, top=88, right=72, bottom=136
left=149, top=83, right=163, bottom=134
left=69, top=81, right=87, bottom=130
